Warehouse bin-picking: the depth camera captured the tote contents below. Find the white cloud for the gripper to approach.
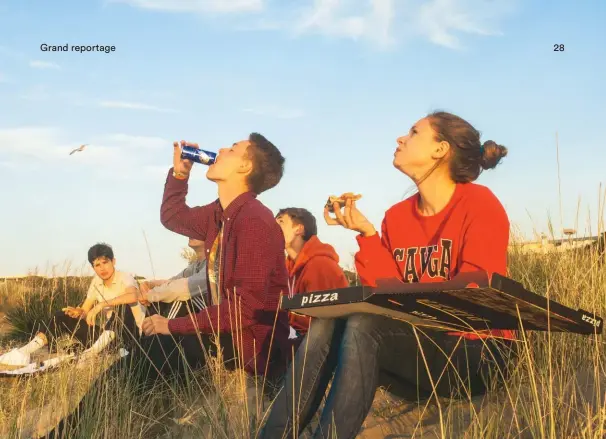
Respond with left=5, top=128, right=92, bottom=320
left=234, top=19, right=283, bottom=32
left=0, top=127, right=67, bottom=160
left=292, top=0, right=514, bottom=49
left=0, top=45, right=26, bottom=60
left=295, top=0, right=396, bottom=47
left=20, top=84, right=51, bottom=101
left=98, top=100, right=179, bottom=113
left=0, top=127, right=118, bottom=163
left=106, top=0, right=515, bottom=49
left=103, top=134, right=170, bottom=149
left=0, top=160, right=41, bottom=171
left=16, top=88, right=176, bottom=112
left=94, top=163, right=171, bottom=182
left=0, top=160, right=18, bottom=169
left=19, top=87, right=86, bottom=107
left=107, top=0, right=263, bottom=13
left=0, top=127, right=170, bottom=179
left=29, top=60, right=61, bottom=70
left=143, top=164, right=171, bottom=177
left=416, top=0, right=515, bottom=49
left=242, top=106, right=305, bottom=119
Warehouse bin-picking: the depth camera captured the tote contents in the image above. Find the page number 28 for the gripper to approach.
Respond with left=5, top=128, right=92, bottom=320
left=554, top=44, right=565, bottom=51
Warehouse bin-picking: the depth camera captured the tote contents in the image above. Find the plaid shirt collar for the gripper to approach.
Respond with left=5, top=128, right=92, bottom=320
left=213, top=191, right=257, bottom=223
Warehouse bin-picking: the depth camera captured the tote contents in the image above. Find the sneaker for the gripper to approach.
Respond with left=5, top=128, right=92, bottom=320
left=41, top=353, right=74, bottom=369
left=19, top=353, right=74, bottom=373
left=1, top=362, right=39, bottom=376
left=0, top=348, right=31, bottom=367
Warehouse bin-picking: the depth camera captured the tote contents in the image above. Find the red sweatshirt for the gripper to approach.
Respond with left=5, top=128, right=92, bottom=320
left=286, top=235, right=350, bottom=334
left=355, top=182, right=515, bottom=341
left=160, top=169, right=292, bottom=377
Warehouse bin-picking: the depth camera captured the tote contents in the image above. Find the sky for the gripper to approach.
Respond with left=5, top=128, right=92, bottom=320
left=0, top=0, right=605, bottom=278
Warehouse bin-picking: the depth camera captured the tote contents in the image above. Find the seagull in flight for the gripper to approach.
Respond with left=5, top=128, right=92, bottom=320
left=69, top=144, right=88, bottom=155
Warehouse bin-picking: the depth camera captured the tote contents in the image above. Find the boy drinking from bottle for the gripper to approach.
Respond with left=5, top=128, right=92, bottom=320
left=140, top=134, right=293, bottom=379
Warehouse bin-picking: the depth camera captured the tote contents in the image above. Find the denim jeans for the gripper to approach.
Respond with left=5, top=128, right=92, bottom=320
left=260, top=313, right=513, bottom=439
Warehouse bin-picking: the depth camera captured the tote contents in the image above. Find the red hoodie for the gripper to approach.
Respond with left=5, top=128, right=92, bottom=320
left=286, top=235, right=350, bottom=334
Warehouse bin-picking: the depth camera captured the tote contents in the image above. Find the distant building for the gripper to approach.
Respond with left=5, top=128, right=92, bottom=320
left=509, top=231, right=606, bottom=255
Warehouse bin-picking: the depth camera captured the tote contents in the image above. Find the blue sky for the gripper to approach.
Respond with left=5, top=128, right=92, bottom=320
left=0, top=0, right=605, bottom=278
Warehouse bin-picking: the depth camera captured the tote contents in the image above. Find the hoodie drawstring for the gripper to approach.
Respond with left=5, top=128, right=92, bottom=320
left=288, top=275, right=296, bottom=298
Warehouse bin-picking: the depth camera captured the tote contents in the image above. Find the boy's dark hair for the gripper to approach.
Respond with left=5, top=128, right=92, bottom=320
left=276, top=208, right=317, bottom=241
left=246, top=133, right=285, bottom=194
left=88, top=243, right=114, bottom=265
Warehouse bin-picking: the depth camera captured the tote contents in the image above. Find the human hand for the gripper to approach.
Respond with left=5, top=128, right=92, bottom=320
left=324, top=195, right=376, bottom=237
left=172, top=140, right=196, bottom=177
left=141, top=315, right=171, bottom=336
left=138, top=288, right=151, bottom=307
left=85, top=305, right=103, bottom=326
left=139, top=281, right=152, bottom=295
left=63, top=306, right=86, bottom=319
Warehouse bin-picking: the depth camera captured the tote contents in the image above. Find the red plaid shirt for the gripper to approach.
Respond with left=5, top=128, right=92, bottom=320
left=160, top=169, right=292, bottom=376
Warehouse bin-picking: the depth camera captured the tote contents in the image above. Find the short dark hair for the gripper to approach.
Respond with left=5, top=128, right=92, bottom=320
left=88, top=243, right=114, bottom=265
left=428, top=111, right=508, bottom=183
left=276, top=208, right=317, bottom=241
left=246, top=133, right=285, bottom=194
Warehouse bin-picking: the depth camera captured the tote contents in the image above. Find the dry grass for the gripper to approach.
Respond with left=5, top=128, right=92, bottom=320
left=0, top=237, right=605, bottom=439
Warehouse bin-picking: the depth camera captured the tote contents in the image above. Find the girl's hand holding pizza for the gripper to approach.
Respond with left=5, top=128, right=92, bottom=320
left=323, top=193, right=376, bottom=237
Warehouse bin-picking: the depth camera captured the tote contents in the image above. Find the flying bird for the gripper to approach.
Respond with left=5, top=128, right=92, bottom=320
left=69, top=144, right=88, bottom=155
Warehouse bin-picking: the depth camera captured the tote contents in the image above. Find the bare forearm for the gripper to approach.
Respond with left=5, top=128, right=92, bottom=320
left=97, top=291, right=139, bottom=307
left=80, top=298, right=96, bottom=313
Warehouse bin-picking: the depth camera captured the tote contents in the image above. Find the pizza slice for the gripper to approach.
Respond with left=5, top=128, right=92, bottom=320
left=325, top=192, right=362, bottom=213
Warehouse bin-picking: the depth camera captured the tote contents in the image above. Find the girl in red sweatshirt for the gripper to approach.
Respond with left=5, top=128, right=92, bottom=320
left=261, top=111, right=517, bottom=439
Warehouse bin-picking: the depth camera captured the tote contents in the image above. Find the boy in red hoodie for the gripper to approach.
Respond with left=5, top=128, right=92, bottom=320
left=276, top=208, right=349, bottom=336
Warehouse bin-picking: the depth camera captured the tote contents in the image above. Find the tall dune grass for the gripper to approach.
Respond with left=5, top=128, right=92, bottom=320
left=0, top=235, right=604, bottom=438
